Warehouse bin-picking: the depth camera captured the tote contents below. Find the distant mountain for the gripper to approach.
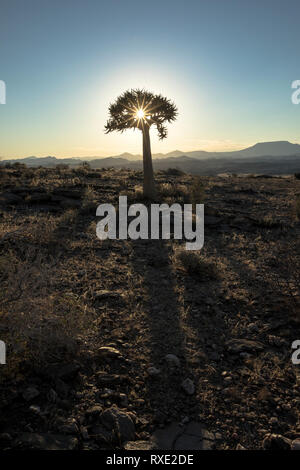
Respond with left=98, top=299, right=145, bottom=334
left=232, top=141, right=300, bottom=158
left=102, top=141, right=300, bottom=161
left=1, top=141, right=300, bottom=175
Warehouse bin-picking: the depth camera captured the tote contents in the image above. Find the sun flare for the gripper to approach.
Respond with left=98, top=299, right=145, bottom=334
left=136, top=109, right=145, bottom=120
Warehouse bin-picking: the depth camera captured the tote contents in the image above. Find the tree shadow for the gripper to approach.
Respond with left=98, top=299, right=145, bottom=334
left=128, top=233, right=228, bottom=425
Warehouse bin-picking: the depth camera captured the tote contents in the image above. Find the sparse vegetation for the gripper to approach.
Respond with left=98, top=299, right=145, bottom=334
left=0, top=166, right=299, bottom=450
left=175, top=250, right=222, bottom=280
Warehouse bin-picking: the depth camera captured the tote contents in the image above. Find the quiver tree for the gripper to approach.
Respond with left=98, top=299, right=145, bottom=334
left=105, top=89, right=178, bottom=199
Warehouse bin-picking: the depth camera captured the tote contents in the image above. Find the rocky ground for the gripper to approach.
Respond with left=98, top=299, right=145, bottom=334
left=0, top=165, right=299, bottom=450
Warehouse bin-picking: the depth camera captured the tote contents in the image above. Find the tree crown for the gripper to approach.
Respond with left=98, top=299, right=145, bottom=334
left=105, top=89, right=178, bottom=139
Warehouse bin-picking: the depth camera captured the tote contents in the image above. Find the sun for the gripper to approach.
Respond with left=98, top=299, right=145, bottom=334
left=136, top=108, right=145, bottom=120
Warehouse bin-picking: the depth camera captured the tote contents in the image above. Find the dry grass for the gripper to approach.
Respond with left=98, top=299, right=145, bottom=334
left=175, top=249, right=223, bottom=280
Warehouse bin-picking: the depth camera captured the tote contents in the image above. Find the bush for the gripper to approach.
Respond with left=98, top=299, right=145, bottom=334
left=176, top=250, right=221, bottom=280
left=190, top=176, right=205, bottom=206
left=163, top=168, right=185, bottom=176
left=56, top=163, right=69, bottom=171
left=0, top=247, right=94, bottom=380
left=294, top=173, right=300, bottom=180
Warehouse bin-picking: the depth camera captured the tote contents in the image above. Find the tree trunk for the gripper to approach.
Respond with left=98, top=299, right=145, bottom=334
left=142, top=125, right=156, bottom=199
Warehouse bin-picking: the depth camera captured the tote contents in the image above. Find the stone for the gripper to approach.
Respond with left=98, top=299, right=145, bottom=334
left=181, top=378, right=195, bottom=395
left=60, top=418, right=78, bottom=434
left=262, top=433, right=291, bottom=450
left=94, top=290, right=123, bottom=301
left=226, top=339, right=264, bottom=354
left=151, top=422, right=215, bottom=450
left=14, top=433, right=78, bottom=450
left=29, top=405, right=41, bottom=415
left=236, top=443, right=247, bottom=450
left=124, top=440, right=157, bottom=450
left=152, top=423, right=182, bottom=449
left=98, top=346, right=123, bottom=360
left=89, top=424, right=113, bottom=443
left=100, top=406, right=135, bottom=442
left=291, top=439, right=300, bottom=450
left=22, top=387, right=40, bottom=401
left=119, top=393, right=128, bottom=407
left=85, top=405, right=103, bottom=420
left=165, top=354, right=180, bottom=367
left=148, top=366, right=161, bottom=376
left=47, top=388, right=57, bottom=403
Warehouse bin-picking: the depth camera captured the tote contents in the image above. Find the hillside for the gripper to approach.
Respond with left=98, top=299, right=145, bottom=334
left=2, top=141, right=300, bottom=176
left=0, top=166, right=299, bottom=450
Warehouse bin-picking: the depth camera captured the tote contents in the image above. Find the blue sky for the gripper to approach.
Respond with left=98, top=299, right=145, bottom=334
left=0, top=0, right=300, bottom=157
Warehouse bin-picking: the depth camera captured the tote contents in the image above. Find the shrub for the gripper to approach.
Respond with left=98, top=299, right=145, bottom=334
left=163, top=168, right=185, bottom=176
left=294, top=173, right=300, bottom=180
left=176, top=250, right=221, bottom=280
left=0, top=248, right=94, bottom=380
left=189, top=176, right=205, bottom=206
left=56, top=163, right=69, bottom=171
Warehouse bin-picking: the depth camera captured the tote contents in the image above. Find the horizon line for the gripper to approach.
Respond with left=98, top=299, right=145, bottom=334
left=2, top=139, right=300, bottom=160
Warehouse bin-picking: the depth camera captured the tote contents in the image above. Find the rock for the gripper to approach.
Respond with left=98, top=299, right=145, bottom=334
left=224, top=376, right=232, bottom=383
left=80, top=427, right=89, bottom=440
left=291, top=439, right=300, bottom=450
left=269, top=416, right=279, bottom=425
left=100, top=406, right=135, bottom=442
left=22, top=387, right=40, bottom=401
left=181, top=378, right=195, bottom=395
left=97, top=346, right=124, bottom=361
left=89, top=424, right=114, bottom=444
left=152, top=423, right=182, bottom=449
left=47, top=388, right=57, bottom=403
left=119, top=393, right=129, bottom=407
left=94, top=290, right=123, bottom=301
left=153, top=410, right=166, bottom=424
left=262, top=433, right=291, bottom=450
left=226, top=339, right=264, bottom=354
left=60, top=418, right=78, bottom=435
left=148, top=366, right=161, bottom=376
left=14, top=433, right=78, bottom=450
left=124, top=440, right=157, bottom=450
left=29, top=405, right=41, bottom=415
left=151, top=422, right=215, bottom=450
left=165, top=354, right=180, bottom=367
left=85, top=405, right=103, bottom=420
left=236, top=443, right=247, bottom=450
left=96, top=372, right=128, bottom=385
